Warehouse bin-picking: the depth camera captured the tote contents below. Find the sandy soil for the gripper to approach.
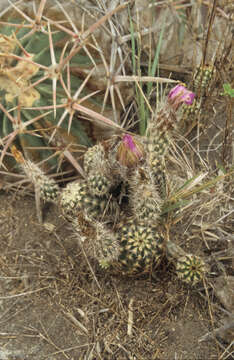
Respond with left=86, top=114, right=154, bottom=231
left=0, top=190, right=230, bottom=360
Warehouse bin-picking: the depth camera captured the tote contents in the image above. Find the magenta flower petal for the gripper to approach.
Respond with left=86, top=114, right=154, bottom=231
left=123, top=135, right=141, bottom=156
left=181, top=91, right=196, bottom=105
left=168, top=84, right=182, bottom=98
left=168, top=84, right=195, bottom=110
left=123, top=134, right=135, bottom=149
left=117, top=134, right=144, bottom=167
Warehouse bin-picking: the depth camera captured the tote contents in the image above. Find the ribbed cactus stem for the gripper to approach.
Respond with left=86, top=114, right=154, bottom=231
left=128, top=166, right=162, bottom=223
left=83, top=143, right=106, bottom=174
left=87, top=172, right=112, bottom=197
left=60, top=181, right=108, bottom=220
left=146, top=100, right=179, bottom=165
left=11, top=146, right=59, bottom=202
left=166, top=240, right=207, bottom=286
left=176, top=254, right=207, bottom=286
left=146, top=85, right=195, bottom=194
left=60, top=180, right=120, bottom=222
left=84, top=143, right=114, bottom=196
left=95, top=223, right=120, bottom=269
left=182, top=99, right=200, bottom=118
left=193, top=64, right=214, bottom=96
left=117, top=221, right=164, bottom=274
left=146, top=109, right=173, bottom=196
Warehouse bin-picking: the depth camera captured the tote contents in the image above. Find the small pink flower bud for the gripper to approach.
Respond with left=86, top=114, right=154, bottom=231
left=116, top=134, right=144, bottom=168
left=168, top=84, right=195, bottom=111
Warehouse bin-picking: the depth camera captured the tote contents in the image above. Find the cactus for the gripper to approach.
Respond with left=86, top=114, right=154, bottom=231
left=97, top=223, right=207, bottom=283
left=182, top=99, right=200, bottom=118
left=176, top=254, right=207, bottom=286
left=181, top=64, right=215, bottom=128
left=11, top=84, right=208, bottom=286
left=116, top=221, right=164, bottom=274
left=146, top=84, right=195, bottom=195
left=193, top=64, right=214, bottom=97
left=146, top=119, right=169, bottom=196
left=84, top=143, right=114, bottom=196
left=95, top=223, right=120, bottom=269
left=60, top=181, right=115, bottom=221
left=11, top=145, right=59, bottom=202
left=87, top=172, right=113, bottom=197
left=83, top=144, right=106, bottom=174
left=128, top=166, right=162, bottom=223
left=166, top=240, right=207, bottom=286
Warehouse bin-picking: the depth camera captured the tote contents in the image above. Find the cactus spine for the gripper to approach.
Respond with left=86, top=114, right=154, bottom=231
left=117, top=221, right=164, bottom=274
left=176, top=254, right=207, bottom=286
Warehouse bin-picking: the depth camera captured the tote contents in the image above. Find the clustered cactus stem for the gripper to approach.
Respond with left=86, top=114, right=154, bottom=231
left=146, top=84, right=195, bottom=195
left=11, top=145, right=59, bottom=202
left=11, top=84, right=207, bottom=286
left=182, top=64, right=215, bottom=124
left=193, top=64, right=215, bottom=98
left=166, top=240, right=207, bottom=286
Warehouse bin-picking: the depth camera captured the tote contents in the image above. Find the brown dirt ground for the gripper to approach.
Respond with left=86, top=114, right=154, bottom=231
left=0, top=190, right=230, bottom=360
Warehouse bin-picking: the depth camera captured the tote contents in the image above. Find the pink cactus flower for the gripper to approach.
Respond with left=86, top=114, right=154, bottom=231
left=168, top=84, right=195, bottom=111
left=116, top=134, right=144, bottom=168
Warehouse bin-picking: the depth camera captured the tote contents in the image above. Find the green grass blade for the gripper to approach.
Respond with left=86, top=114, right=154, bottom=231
left=147, top=10, right=168, bottom=98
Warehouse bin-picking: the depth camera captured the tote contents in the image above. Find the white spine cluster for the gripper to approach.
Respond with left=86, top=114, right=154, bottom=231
left=60, top=181, right=87, bottom=217
left=84, top=143, right=114, bottom=196
left=128, top=166, right=162, bottom=223
left=83, top=143, right=106, bottom=174
left=176, top=254, right=207, bottom=286
left=19, top=159, right=59, bottom=202
left=60, top=180, right=115, bottom=221
left=95, top=222, right=120, bottom=268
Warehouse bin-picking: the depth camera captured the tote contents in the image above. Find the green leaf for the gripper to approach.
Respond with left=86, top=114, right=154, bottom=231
left=222, top=83, right=234, bottom=98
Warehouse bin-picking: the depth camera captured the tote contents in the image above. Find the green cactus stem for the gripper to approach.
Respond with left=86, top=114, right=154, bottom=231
left=146, top=109, right=173, bottom=197
left=176, top=254, right=207, bottom=286
left=11, top=145, right=59, bottom=202
left=166, top=240, right=207, bottom=286
left=95, top=223, right=121, bottom=269
left=193, top=64, right=214, bottom=97
left=83, top=143, right=115, bottom=196
left=128, top=166, right=162, bottom=223
left=60, top=180, right=119, bottom=222
left=182, top=98, right=201, bottom=120
left=83, top=144, right=106, bottom=174
left=116, top=221, right=164, bottom=274
left=87, top=172, right=113, bottom=197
